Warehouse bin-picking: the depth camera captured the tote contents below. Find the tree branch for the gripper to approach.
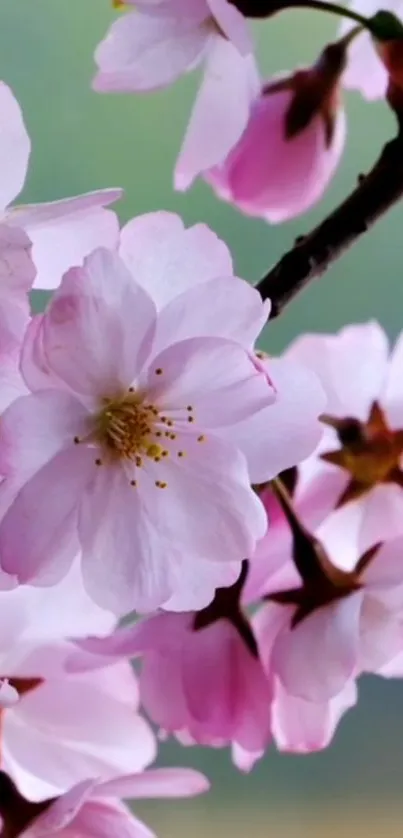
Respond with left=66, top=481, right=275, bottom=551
left=256, top=128, right=403, bottom=317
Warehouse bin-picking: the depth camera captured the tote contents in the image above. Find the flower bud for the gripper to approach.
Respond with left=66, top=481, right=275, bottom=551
left=205, top=42, right=347, bottom=222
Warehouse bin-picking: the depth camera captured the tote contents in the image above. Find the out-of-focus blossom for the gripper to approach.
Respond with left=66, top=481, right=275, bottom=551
left=0, top=767, right=209, bottom=838
left=67, top=566, right=272, bottom=771
left=340, top=0, right=403, bottom=99
left=0, top=81, right=122, bottom=290
left=93, top=0, right=260, bottom=189
left=0, top=560, right=155, bottom=802
left=206, top=42, right=347, bottom=222
left=288, top=322, right=403, bottom=556
left=254, top=484, right=403, bottom=702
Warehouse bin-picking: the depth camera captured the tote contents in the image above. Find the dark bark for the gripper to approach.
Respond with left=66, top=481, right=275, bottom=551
left=256, top=130, right=403, bottom=316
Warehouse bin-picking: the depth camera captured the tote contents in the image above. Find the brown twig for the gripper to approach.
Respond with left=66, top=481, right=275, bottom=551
left=256, top=126, right=403, bottom=316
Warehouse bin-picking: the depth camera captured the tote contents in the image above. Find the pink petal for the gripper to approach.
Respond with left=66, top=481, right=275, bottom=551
left=0, top=224, right=34, bottom=354
left=175, top=36, right=260, bottom=190
left=0, top=389, right=90, bottom=480
left=153, top=276, right=269, bottom=353
left=207, top=0, right=252, bottom=52
left=145, top=336, right=275, bottom=426
left=98, top=767, right=209, bottom=799
left=4, top=677, right=155, bottom=799
left=0, top=445, right=95, bottom=585
left=358, top=484, right=403, bottom=551
left=383, top=330, right=403, bottom=428
left=20, top=557, right=116, bottom=641
left=163, top=557, right=241, bottom=611
left=287, top=322, right=389, bottom=420
left=359, top=596, right=403, bottom=672
left=226, top=356, right=325, bottom=483
left=119, top=211, right=233, bottom=309
left=68, top=801, right=154, bottom=838
left=79, top=465, right=173, bottom=614
left=134, top=433, right=267, bottom=563
left=93, top=11, right=208, bottom=92
left=207, top=88, right=345, bottom=222
left=41, top=249, right=156, bottom=396
left=28, top=780, right=96, bottom=834
left=8, top=190, right=122, bottom=291
left=272, top=678, right=357, bottom=753
left=338, top=0, right=395, bottom=100
left=272, top=594, right=363, bottom=701
left=0, top=82, right=30, bottom=210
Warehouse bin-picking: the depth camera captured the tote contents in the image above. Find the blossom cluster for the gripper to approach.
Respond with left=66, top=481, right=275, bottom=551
left=2, top=0, right=403, bottom=835
left=93, top=0, right=403, bottom=221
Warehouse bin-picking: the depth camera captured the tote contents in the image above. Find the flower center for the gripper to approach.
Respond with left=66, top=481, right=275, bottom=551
left=94, top=391, right=163, bottom=463
left=321, top=401, right=403, bottom=505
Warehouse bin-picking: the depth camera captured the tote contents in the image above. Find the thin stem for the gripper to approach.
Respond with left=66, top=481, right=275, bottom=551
left=256, top=74, right=403, bottom=317
left=229, top=0, right=370, bottom=26
left=285, top=0, right=369, bottom=27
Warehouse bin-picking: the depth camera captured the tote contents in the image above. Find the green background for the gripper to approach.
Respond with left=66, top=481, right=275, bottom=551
left=2, top=2, right=403, bottom=836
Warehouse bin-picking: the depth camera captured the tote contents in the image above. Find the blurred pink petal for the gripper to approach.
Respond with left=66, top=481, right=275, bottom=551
left=206, top=80, right=346, bottom=222
left=175, top=37, right=260, bottom=189
left=0, top=82, right=30, bottom=210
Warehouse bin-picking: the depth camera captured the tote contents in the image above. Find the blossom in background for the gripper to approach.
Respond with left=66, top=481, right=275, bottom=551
left=66, top=566, right=272, bottom=772
left=93, top=0, right=260, bottom=189
left=339, top=0, right=403, bottom=99
left=252, top=478, right=403, bottom=704
left=1, top=767, right=209, bottom=838
left=288, top=322, right=403, bottom=556
left=0, top=560, right=155, bottom=802
left=0, top=81, right=122, bottom=291
left=206, top=42, right=347, bottom=222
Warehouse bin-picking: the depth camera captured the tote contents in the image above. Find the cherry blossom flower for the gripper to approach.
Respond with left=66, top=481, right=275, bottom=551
left=93, top=0, right=260, bottom=190
left=0, top=767, right=209, bottom=838
left=0, top=560, right=155, bottom=802
left=66, top=566, right=272, bottom=771
left=254, top=482, right=403, bottom=702
left=288, top=321, right=403, bottom=555
left=206, top=42, right=347, bottom=222
left=0, top=81, right=122, bottom=290
left=0, top=246, right=282, bottom=614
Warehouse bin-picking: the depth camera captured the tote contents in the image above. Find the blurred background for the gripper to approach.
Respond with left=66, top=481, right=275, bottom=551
left=1, top=1, right=403, bottom=835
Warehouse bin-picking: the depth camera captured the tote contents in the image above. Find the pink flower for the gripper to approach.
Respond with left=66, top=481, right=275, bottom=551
left=339, top=0, right=403, bottom=99
left=0, top=560, right=155, bottom=802
left=288, top=322, right=403, bottom=555
left=1, top=767, right=209, bottom=838
left=254, top=512, right=403, bottom=702
left=0, top=247, right=280, bottom=614
left=67, top=569, right=272, bottom=771
left=93, top=0, right=260, bottom=189
left=0, top=81, right=122, bottom=290
left=206, top=48, right=346, bottom=222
